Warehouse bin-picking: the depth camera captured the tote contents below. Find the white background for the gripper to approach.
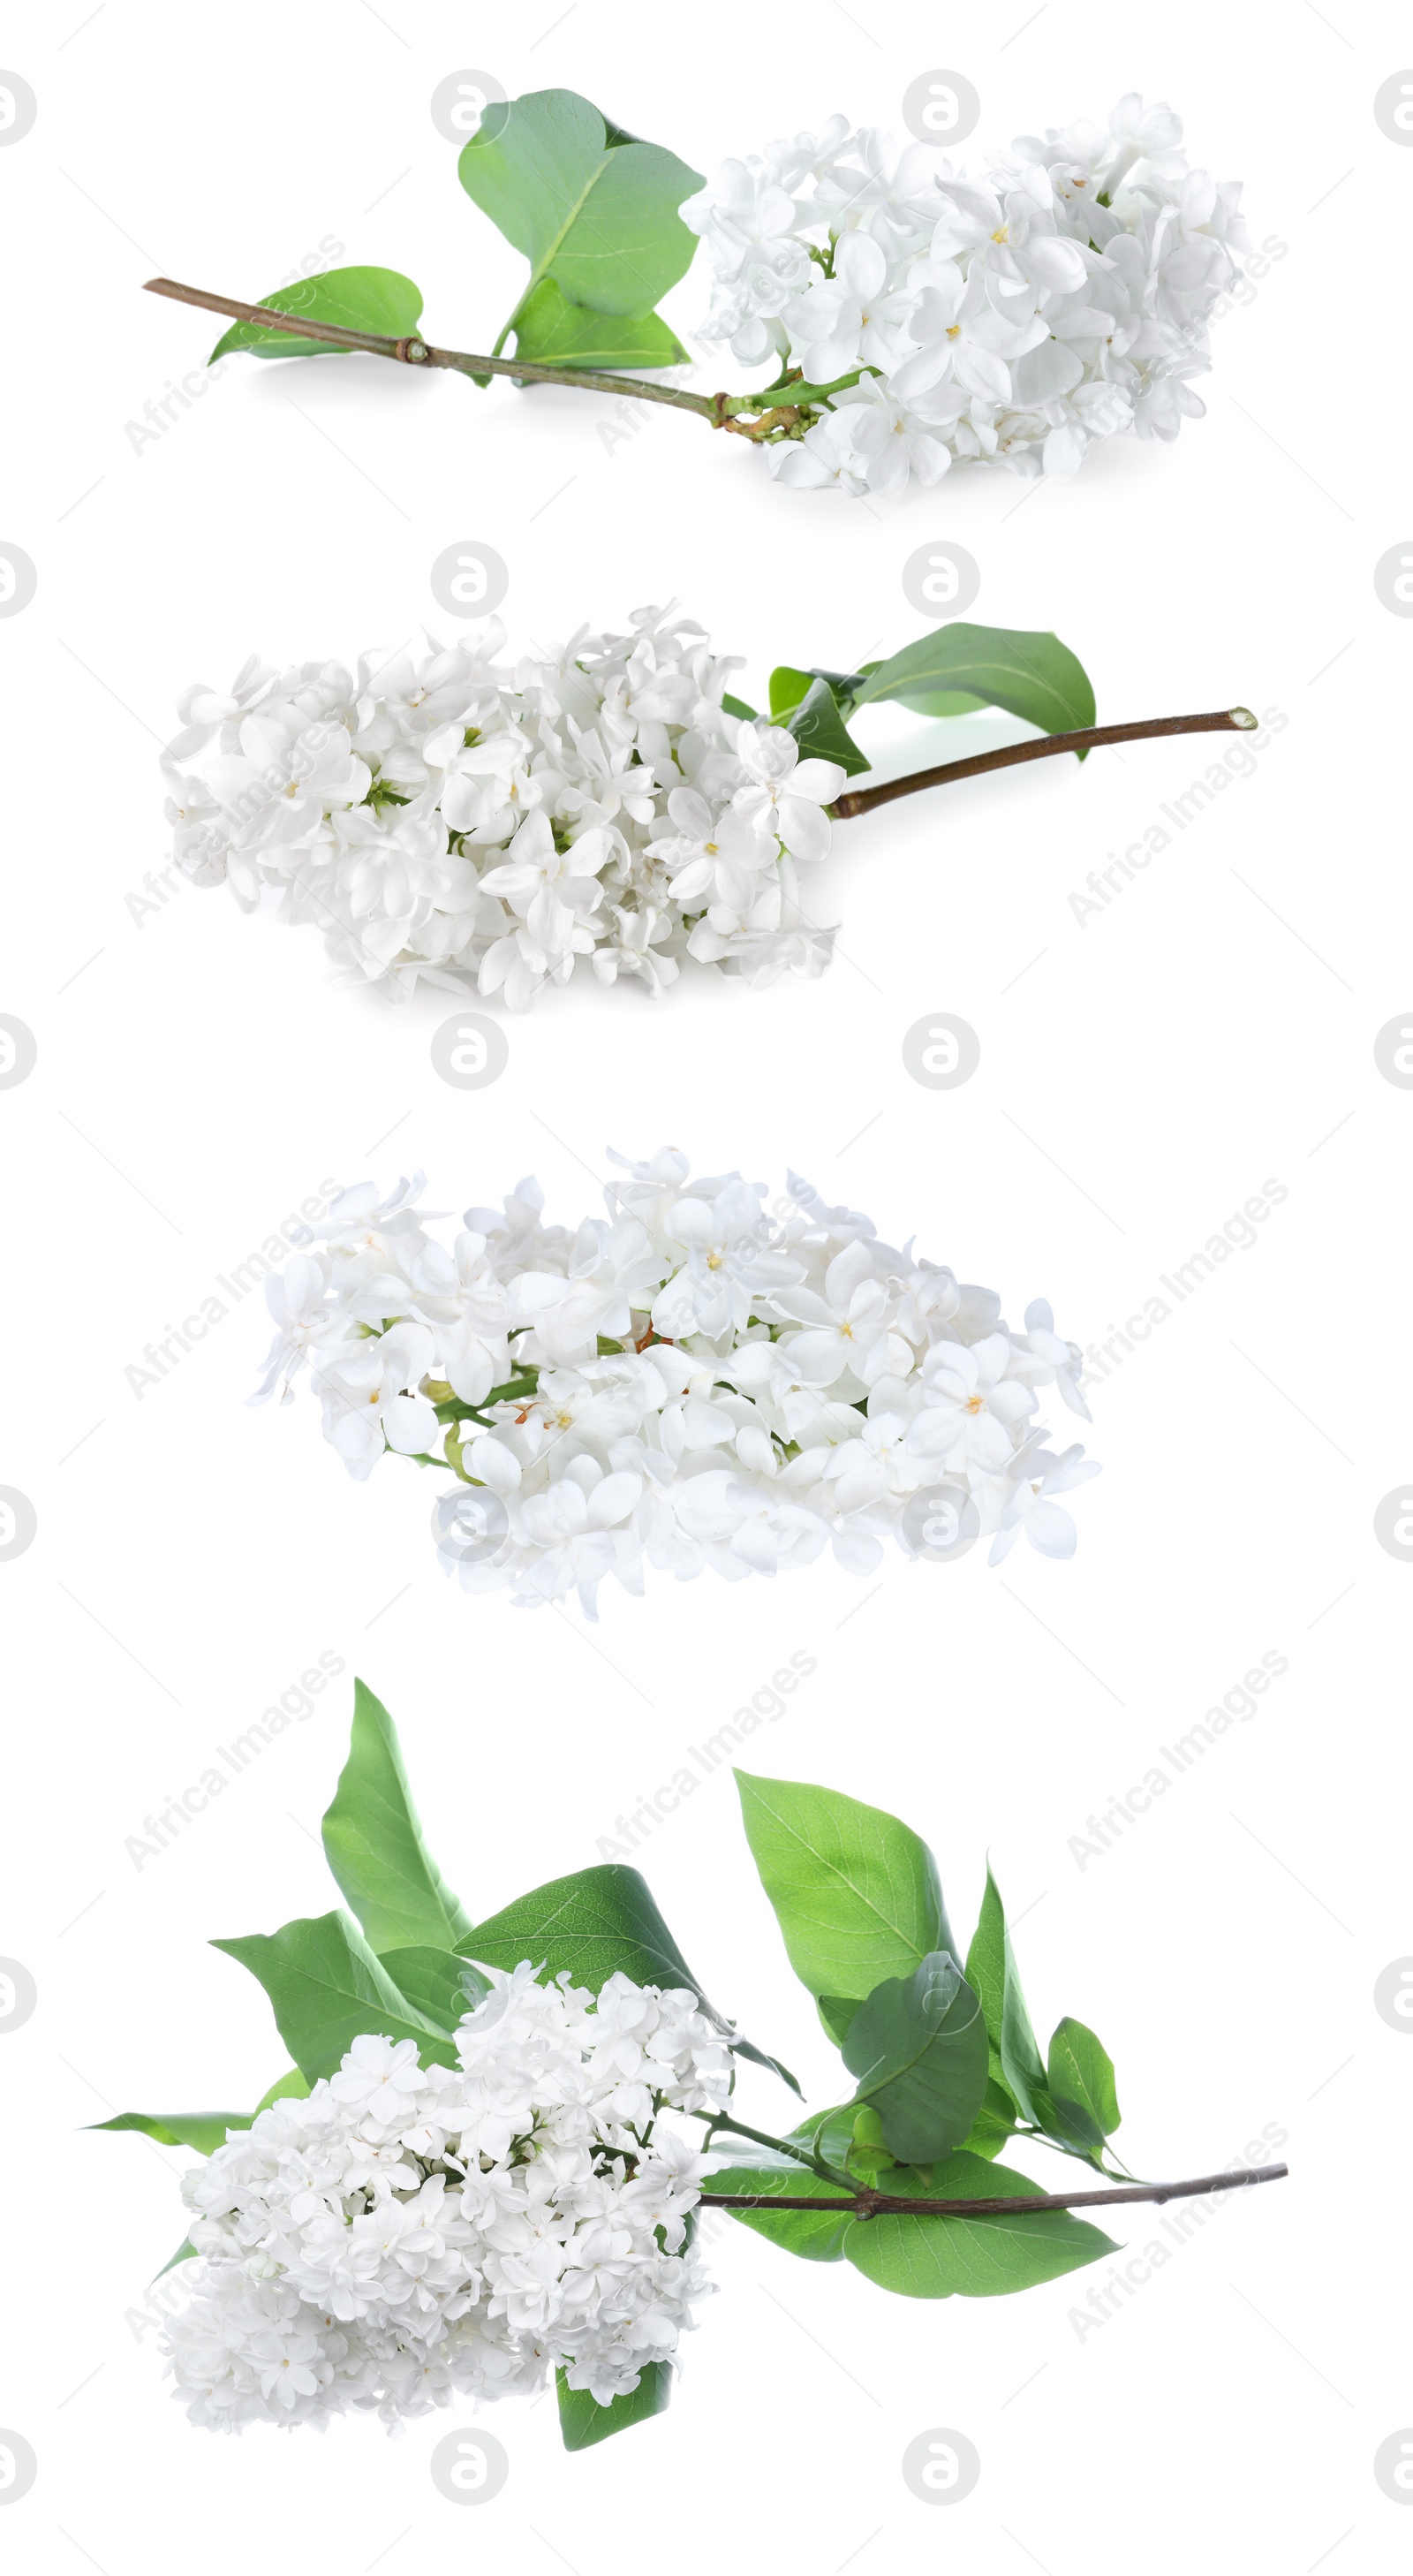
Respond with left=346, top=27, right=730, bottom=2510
left=2, top=2, right=1409, bottom=2568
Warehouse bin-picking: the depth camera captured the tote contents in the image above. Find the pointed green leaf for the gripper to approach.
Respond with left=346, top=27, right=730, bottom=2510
left=157, top=2239, right=197, bottom=2274
left=459, top=89, right=703, bottom=324
left=92, top=2110, right=247, bottom=2156
left=843, top=2150, right=1117, bottom=2299
left=556, top=2360, right=672, bottom=2448
left=842, top=1953, right=990, bottom=2164
left=209, top=266, right=424, bottom=363
left=510, top=278, right=686, bottom=368
left=1046, top=2017, right=1122, bottom=2153
left=460, top=1861, right=798, bottom=2095
left=721, top=692, right=759, bottom=722
left=850, top=623, right=1095, bottom=745
left=782, top=678, right=870, bottom=778
left=963, top=1867, right=1047, bottom=2124
left=321, top=1680, right=473, bottom=1956
left=213, top=1909, right=457, bottom=2081
left=734, top=1771, right=952, bottom=2017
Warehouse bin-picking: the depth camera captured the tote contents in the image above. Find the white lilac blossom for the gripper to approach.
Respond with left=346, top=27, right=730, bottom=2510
left=254, top=1149, right=1099, bottom=1618
left=165, top=1967, right=726, bottom=2432
left=161, top=609, right=844, bottom=1005
left=683, top=95, right=1247, bottom=490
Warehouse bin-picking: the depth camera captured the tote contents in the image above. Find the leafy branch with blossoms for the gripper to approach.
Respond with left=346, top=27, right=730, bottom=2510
left=145, top=86, right=1247, bottom=495
left=100, top=1686, right=1288, bottom=2448
left=252, top=1147, right=1105, bottom=1618
left=162, top=605, right=1251, bottom=1007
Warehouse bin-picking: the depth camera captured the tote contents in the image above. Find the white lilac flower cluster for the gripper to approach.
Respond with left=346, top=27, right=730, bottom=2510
left=165, top=1966, right=727, bottom=2431
left=684, top=95, right=1247, bottom=491
left=255, top=1148, right=1099, bottom=1618
left=161, top=608, right=845, bottom=1007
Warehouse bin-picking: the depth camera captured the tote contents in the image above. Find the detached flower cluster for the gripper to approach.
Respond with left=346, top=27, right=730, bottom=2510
left=684, top=95, right=1247, bottom=490
left=166, top=1966, right=727, bottom=2431
left=161, top=608, right=845, bottom=1006
left=254, top=1148, right=1099, bottom=1618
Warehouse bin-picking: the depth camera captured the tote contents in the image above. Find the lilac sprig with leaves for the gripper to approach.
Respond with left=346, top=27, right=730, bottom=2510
left=144, top=86, right=1246, bottom=494
left=99, top=1686, right=1288, bottom=2448
left=162, top=604, right=1251, bottom=1008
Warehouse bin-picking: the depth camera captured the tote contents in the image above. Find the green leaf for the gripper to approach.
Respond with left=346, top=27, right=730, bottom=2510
left=556, top=2361, right=672, bottom=2448
left=768, top=665, right=813, bottom=720
left=380, top=1946, right=489, bottom=2034
left=158, top=2239, right=197, bottom=2275
left=721, top=692, right=759, bottom=722
left=213, top=1910, right=458, bottom=2082
left=510, top=278, right=686, bottom=369
left=782, top=678, right=870, bottom=779
left=459, top=89, right=703, bottom=342
left=209, top=266, right=424, bottom=363
left=843, top=2150, right=1117, bottom=2299
left=817, top=1995, right=860, bottom=2046
left=705, top=2160, right=853, bottom=2262
left=321, top=1680, right=473, bottom=1957
left=850, top=623, right=1096, bottom=746
left=1046, top=2017, right=1122, bottom=2154
left=842, top=1953, right=990, bottom=2164
left=961, top=2076, right=1020, bottom=2163
left=96, top=2065, right=314, bottom=2161
left=734, top=1770, right=953, bottom=2017
left=460, top=1861, right=798, bottom=2095
left=963, top=1867, right=1047, bottom=2125
left=92, top=2110, right=247, bottom=2156
left=463, top=1860, right=698, bottom=1990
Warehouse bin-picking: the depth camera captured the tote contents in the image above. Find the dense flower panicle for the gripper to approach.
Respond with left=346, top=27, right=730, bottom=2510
left=161, top=608, right=847, bottom=1004
left=683, top=96, right=1246, bottom=491
left=254, top=1148, right=1099, bottom=1618
left=165, top=1968, right=728, bottom=2431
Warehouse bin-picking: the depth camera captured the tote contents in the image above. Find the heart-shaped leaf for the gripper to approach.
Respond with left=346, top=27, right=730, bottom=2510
left=459, top=88, right=703, bottom=359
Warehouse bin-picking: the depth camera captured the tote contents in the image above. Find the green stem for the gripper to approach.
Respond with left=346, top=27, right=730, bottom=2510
left=737, top=364, right=874, bottom=410
left=698, top=2110, right=853, bottom=2189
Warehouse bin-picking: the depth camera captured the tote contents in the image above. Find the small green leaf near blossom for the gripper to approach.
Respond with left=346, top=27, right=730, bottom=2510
left=555, top=2360, right=673, bottom=2447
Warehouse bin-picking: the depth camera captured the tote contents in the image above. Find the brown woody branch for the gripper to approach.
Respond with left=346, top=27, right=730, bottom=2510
left=699, top=2162, right=1288, bottom=2218
left=143, top=276, right=734, bottom=418
left=831, top=708, right=1258, bottom=819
